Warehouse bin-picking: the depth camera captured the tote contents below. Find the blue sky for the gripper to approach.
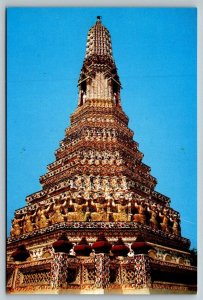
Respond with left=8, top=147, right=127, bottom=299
left=7, top=8, right=197, bottom=248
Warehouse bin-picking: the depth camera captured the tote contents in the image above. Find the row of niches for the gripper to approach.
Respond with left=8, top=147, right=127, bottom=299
left=32, top=174, right=154, bottom=204
left=80, top=116, right=128, bottom=129
left=77, top=99, right=116, bottom=110
left=41, top=158, right=124, bottom=181
left=86, top=49, right=112, bottom=58
left=7, top=242, right=190, bottom=268
left=86, top=38, right=112, bottom=48
left=72, top=99, right=126, bottom=119
left=56, top=142, right=139, bottom=163
left=86, top=45, right=112, bottom=56
left=88, top=27, right=111, bottom=43
left=148, top=249, right=191, bottom=266
left=86, top=34, right=112, bottom=56
left=87, top=27, right=111, bottom=41
left=43, top=150, right=122, bottom=179
left=64, top=127, right=133, bottom=144
left=23, top=186, right=154, bottom=211
left=56, top=129, right=131, bottom=151
left=37, top=167, right=156, bottom=204
left=33, top=172, right=132, bottom=201
left=47, top=150, right=80, bottom=171
left=40, top=174, right=149, bottom=196
left=69, top=115, right=129, bottom=134
left=82, top=56, right=116, bottom=70
left=41, top=167, right=154, bottom=194
left=11, top=196, right=180, bottom=237
left=86, top=41, right=112, bottom=50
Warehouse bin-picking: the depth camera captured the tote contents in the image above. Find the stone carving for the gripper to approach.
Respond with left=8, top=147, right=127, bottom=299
left=93, top=176, right=101, bottom=191
left=133, top=201, right=146, bottom=224
left=159, top=208, right=170, bottom=233
left=147, top=205, right=158, bottom=229
left=112, top=198, right=129, bottom=222
left=171, top=215, right=181, bottom=236
left=23, top=210, right=37, bottom=234
left=10, top=215, right=23, bottom=237
left=75, top=176, right=83, bottom=189
left=101, top=177, right=109, bottom=191
left=50, top=197, right=67, bottom=225
left=84, top=176, right=92, bottom=191
left=66, top=198, right=89, bottom=221
left=110, top=177, right=118, bottom=190
left=90, top=198, right=109, bottom=221
left=35, top=205, right=51, bottom=229
left=120, top=177, right=128, bottom=190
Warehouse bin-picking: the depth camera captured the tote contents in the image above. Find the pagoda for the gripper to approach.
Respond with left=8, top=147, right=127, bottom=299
left=7, top=16, right=197, bottom=294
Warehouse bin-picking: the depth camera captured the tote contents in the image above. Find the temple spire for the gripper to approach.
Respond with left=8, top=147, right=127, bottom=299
left=78, top=17, right=121, bottom=106
left=85, top=16, right=113, bottom=59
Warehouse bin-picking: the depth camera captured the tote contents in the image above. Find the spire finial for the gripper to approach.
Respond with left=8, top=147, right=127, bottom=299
left=97, top=16, right=102, bottom=22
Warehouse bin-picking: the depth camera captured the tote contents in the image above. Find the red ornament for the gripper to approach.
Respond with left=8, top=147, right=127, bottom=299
left=11, top=244, right=30, bottom=262
left=131, top=237, right=151, bottom=254
left=92, top=233, right=112, bottom=254
left=52, top=233, right=73, bottom=254
left=74, top=237, right=92, bottom=256
left=111, top=238, right=129, bottom=257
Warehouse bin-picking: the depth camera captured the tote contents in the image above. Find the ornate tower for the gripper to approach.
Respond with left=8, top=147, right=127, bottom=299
left=7, top=17, right=196, bottom=294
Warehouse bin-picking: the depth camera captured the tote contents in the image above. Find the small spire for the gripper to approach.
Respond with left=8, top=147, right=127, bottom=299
left=97, top=16, right=102, bottom=22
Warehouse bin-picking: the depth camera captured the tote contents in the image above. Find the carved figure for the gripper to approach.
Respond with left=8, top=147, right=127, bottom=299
left=75, top=176, right=83, bottom=188
left=147, top=205, right=158, bottom=229
left=110, top=177, right=118, bottom=190
left=84, top=176, right=92, bottom=190
left=159, top=208, right=170, bottom=233
left=112, top=198, right=129, bottom=222
left=50, top=198, right=66, bottom=225
left=109, top=158, right=114, bottom=165
left=83, top=92, right=87, bottom=103
left=10, top=216, right=23, bottom=237
left=133, top=201, right=146, bottom=224
left=90, top=198, right=109, bottom=221
left=101, top=177, right=109, bottom=191
left=114, top=92, right=119, bottom=106
left=89, top=150, right=94, bottom=159
left=79, top=90, right=86, bottom=106
left=70, top=179, right=75, bottom=189
left=93, top=176, right=101, bottom=191
left=35, top=205, right=51, bottom=229
left=23, top=210, right=36, bottom=233
left=66, top=198, right=89, bottom=221
left=83, top=190, right=90, bottom=200
left=171, top=215, right=181, bottom=236
left=120, top=177, right=128, bottom=190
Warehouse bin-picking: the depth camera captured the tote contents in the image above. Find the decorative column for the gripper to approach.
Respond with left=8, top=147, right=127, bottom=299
left=7, top=267, right=18, bottom=291
left=51, top=252, right=69, bottom=289
left=92, top=233, right=112, bottom=289
left=131, top=236, right=152, bottom=288
left=94, top=253, right=110, bottom=288
left=134, top=254, right=151, bottom=288
left=51, top=233, right=73, bottom=289
left=10, top=244, right=30, bottom=291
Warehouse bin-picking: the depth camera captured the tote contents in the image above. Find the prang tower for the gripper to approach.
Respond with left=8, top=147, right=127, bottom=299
left=7, top=17, right=197, bottom=294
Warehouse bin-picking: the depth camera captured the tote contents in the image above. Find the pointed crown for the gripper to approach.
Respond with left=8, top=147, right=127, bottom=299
left=85, top=16, right=113, bottom=59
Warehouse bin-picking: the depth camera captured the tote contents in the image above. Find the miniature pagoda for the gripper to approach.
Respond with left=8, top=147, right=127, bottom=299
left=7, top=16, right=197, bottom=294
